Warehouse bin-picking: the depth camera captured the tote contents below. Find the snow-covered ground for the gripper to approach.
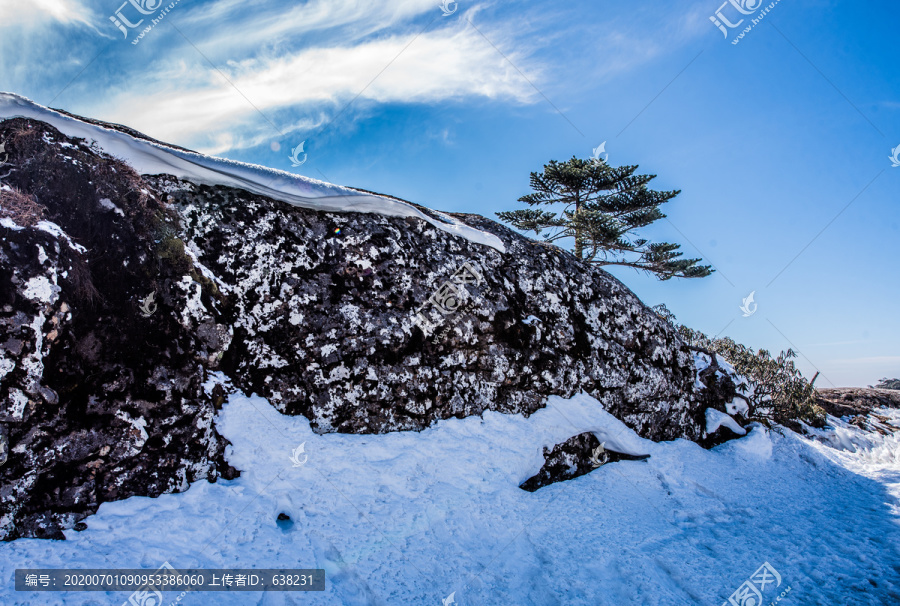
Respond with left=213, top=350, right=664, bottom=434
left=2, top=380, right=899, bottom=605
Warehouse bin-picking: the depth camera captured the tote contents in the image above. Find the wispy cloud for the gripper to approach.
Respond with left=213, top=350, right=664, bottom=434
left=176, top=0, right=442, bottom=49
left=0, top=0, right=106, bottom=33
left=9, top=0, right=715, bottom=156
left=97, top=19, right=539, bottom=153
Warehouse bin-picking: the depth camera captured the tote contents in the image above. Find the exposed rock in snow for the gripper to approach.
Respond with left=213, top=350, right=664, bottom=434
left=0, top=105, right=740, bottom=540
left=816, top=387, right=900, bottom=421
left=519, top=430, right=651, bottom=492
left=706, top=408, right=747, bottom=436
left=156, top=174, right=717, bottom=438
left=0, top=117, right=236, bottom=540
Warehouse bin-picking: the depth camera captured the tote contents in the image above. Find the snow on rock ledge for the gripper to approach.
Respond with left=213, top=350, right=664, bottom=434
left=706, top=408, right=747, bottom=436
left=0, top=92, right=504, bottom=252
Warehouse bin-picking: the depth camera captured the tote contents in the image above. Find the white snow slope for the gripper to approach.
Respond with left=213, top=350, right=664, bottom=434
left=0, top=93, right=505, bottom=253
left=2, top=378, right=899, bottom=605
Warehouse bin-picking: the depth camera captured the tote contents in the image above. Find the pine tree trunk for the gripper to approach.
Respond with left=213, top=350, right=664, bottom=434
left=573, top=197, right=582, bottom=260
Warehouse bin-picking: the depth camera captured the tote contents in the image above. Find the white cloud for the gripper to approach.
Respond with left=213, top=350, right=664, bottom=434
left=98, top=22, right=539, bottom=153
left=178, top=0, right=442, bottom=48
left=0, top=0, right=101, bottom=30
left=25, top=1, right=709, bottom=157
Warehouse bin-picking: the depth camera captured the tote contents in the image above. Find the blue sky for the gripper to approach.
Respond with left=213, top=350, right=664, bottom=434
left=1, top=0, right=897, bottom=386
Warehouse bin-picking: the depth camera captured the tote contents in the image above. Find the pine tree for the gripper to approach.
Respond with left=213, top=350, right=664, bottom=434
left=497, top=156, right=713, bottom=280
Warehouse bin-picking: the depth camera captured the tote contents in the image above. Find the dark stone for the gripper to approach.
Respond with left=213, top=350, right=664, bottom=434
left=211, top=383, right=227, bottom=411
left=691, top=350, right=745, bottom=449
left=520, top=432, right=650, bottom=492
left=154, top=177, right=710, bottom=441
left=276, top=513, right=294, bottom=532
left=0, top=118, right=235, bottom=541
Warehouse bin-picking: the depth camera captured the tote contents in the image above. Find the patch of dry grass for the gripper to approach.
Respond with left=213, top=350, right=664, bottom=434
left=0, top=187, right=45, bottom=227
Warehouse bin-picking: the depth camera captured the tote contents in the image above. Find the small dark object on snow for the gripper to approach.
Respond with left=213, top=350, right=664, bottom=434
left=520, top=432, right=650, bottom=492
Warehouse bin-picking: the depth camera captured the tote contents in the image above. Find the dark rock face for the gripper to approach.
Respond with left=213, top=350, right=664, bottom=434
left=152, top=176, right=706, bottom=440
left=0, top=114, right=735, bottom=540
left=0, top=119, right=235, bottom=540
left=520, top=432, right=650, bottom=492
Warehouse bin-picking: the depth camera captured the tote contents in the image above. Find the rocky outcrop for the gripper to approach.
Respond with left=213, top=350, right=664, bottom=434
left=815, top=388, right=900, bottom=435
left=519, top=432, right=650, bottom=492
left=0, top=118, right=235, bottom=540
left=692, top=350, right=746, bottom=448
left=151, top=174, right=710, bottom=440
left=0, top=113, right=738, bottom=540
left=816, top=388, right=900, bottom=416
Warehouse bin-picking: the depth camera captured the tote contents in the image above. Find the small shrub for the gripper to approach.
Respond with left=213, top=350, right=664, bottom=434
left=652, top=304, right=826, bottom=427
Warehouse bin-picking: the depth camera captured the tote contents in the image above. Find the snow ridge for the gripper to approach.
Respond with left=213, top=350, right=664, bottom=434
left=0, top=93, right=505, bottom=253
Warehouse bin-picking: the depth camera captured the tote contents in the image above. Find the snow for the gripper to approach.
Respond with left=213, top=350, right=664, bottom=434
left=801, top=411, right=900, bottom=456
left=98, top=198, right=125, bottom=217
left=34, top=220, right=87, bottom=254
left=692, top=351, right=711, bottom=390
left=706, top=407, right=747, bottom=436
left=182, top=241, right=227, bottom=290
left=0, top=93, right=505, bottom=253
left=3, top=383, right=900, bottom=605
left=714, top=353, right=737, bottom=376
left=726, top=396, right=750, bottom=417
left=21, top=275, right=59, bottom=304
left=0, top=217, right=23, bottom=230
left=799, top=409, right=900, bottom=524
